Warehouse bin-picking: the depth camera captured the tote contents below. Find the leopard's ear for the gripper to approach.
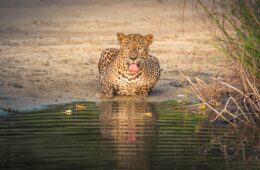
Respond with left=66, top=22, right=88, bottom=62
left=117, top=32, right=126, bottom=44
left=144, top=34, right=153, bottom=45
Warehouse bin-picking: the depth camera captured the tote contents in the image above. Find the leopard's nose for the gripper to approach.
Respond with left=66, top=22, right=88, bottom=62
left=129, top=48, right=138, bottom=61
left=129, top=55, right=137, bottom=61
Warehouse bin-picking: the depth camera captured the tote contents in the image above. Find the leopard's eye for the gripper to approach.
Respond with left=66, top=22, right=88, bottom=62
left=139, top=47, right=145, bottom=53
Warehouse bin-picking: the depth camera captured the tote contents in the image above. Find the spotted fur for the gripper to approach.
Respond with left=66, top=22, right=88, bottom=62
left=96, top=33, right=161, bottom=99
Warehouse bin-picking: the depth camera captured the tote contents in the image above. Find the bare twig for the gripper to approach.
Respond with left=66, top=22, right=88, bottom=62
left=179, top=64, right=260, bottom=128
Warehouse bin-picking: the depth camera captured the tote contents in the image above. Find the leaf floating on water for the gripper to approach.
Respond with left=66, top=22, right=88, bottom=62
left=62, top=109, right=72, bottom=115
left=208, top=101, right=220, bottom=108
left=144, top=112, right=152, bottom=117
left=199, top=104, right=207, bottom=110
left=177, top=94, right=185, bottom=98
left=75, top=104, right=87, bottom=111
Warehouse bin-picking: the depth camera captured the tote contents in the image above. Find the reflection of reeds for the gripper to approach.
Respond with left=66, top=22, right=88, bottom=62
left=197, top=119, right=259, bottom=161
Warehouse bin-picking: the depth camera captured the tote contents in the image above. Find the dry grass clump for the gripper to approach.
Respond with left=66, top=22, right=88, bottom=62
left=181, top=64, right=260, bottom=127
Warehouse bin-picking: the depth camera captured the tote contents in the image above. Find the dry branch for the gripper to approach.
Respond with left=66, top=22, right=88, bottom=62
left=179, top=64, right=260, bottom=127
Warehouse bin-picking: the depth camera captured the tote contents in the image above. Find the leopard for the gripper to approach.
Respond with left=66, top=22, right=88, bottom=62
left=96, top=32, right=161, bottom=99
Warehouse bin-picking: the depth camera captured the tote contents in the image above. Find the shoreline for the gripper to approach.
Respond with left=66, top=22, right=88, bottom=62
left=0, top=0, right=223, bottom=112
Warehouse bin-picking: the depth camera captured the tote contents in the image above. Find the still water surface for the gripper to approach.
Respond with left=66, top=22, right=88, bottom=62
left=0, top=100, right=259, bottom=170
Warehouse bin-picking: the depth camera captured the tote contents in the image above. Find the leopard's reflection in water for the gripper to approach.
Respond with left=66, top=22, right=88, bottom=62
left=98, top=100, right=159, bottom=169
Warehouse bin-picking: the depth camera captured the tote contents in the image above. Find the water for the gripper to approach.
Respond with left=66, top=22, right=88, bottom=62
left=0, top=100, right=259, bottom=170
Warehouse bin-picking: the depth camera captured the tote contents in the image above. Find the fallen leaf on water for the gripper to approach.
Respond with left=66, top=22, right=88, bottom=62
left=75, top=104, right=87, bottom=111
left=208, top=101, right=221, bottom=107
left=177, top=94, right=185, bottom=98
left=144, top=112, right=152, bottom=117
left=62, top=109, right=72, bottom=115
left=199, top=104, right=207, bottom=110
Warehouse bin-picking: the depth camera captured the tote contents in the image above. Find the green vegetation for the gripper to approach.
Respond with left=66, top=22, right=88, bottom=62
left=198, top=0, right=260, bottom=78
left=184, top=0, right=260, bottom=126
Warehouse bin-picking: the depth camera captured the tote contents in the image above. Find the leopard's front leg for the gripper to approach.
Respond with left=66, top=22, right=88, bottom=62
left=132, top=87, right=149, bottom=100
left=96, top=77, right=115, bottom=99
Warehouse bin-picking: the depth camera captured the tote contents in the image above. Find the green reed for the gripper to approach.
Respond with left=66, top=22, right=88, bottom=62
left=198, top=0, right=260, bottom=78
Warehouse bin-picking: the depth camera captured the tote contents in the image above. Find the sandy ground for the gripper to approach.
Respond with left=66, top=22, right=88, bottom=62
left=0, top=0, right=225, bottom=111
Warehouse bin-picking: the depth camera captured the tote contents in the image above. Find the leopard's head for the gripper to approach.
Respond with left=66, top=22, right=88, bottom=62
left=117, top=32, right=153, bottom=73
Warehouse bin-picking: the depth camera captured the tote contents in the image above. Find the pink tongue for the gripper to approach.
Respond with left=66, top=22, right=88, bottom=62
left=129, top=63, right=139, bottom=73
